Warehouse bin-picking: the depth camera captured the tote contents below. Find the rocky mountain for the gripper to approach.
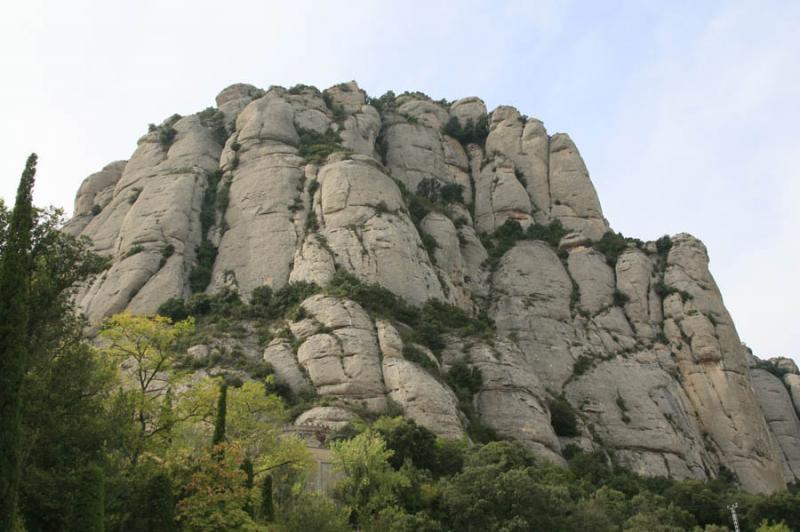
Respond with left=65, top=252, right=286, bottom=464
left=64, top=81, right=799, bottom=493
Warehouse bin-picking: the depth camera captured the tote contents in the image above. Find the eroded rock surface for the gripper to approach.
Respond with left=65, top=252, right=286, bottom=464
left=66, top=81, right=796, bottom=493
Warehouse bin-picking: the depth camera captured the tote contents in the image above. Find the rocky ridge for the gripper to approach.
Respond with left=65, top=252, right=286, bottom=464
left=65, top=81, right=798, bottom=493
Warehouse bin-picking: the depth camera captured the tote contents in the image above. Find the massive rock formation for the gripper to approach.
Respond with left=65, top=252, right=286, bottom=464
left=65, top=81, right=797, bottom=493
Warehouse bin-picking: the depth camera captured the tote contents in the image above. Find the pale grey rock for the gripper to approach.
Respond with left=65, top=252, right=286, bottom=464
left=548, top=133, right=607, bottom=240
left=663, top=234, right=785, bottom=492
left=215, top=83, right=263, bottom=128
left=567, top=357, right=710, bottom=481
left=65, top=160, right=127, bottom=236
left=485, top=107, right=550, bottom=217
left=73, top=114, right=221, bottom=322
left=263, top=340, right=312, bottom=394
left=284, top=87, right=331, bottom=134
left=383, top=356, right=463, bottom=439
left=474, top=158, right=533, bottom=233
left=771, top=357, right=799, bottom=375
left=210, top=91, right=311, bottom=297
left=442, top=135, right=473, bottom=204
left=295, top=406, right=356, bottom=430
left=457, top=223, right=490, bottom=299
left=616, top=248, right=662, bottom=339
left=318, top=159, right=444, bottom=305
left=376, top=320, right=403, bottom=359
left=751, top=368, right=800, bottom=481
left=211, top=151, right=304, bottom=297
left=289, top=235, right=336, bottom=286
left=396, top=97, right=449, bottom=130
left=325, top=81, right=367, bottom=114
left=442, top=135, right=469, bottom=170
left=295, top=296, right=385, bottom=410
left=567, top=247, right=614, bottom=314
left=187, top=344, right=209, bottom=364
left=235, top=90, right=300, bottom=148
left=449, top=97, right=486, bottom=127
left=301, top=294, right=374, bottom=331
left=784, top=374, right=800, bottom=417
left=340, top=105, right=381, bottom=158
left=444, top=339, right=563, bottom=463
left=491, top=241, right=575, bottom=385
left=215, top=83, right=262, bottom=108
left=384, top=120, right=447, bottom=191
left=420, top=212, right=473, bottom=309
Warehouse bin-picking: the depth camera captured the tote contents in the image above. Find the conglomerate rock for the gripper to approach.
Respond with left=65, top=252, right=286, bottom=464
left=66, top=81, right=797, bottom=493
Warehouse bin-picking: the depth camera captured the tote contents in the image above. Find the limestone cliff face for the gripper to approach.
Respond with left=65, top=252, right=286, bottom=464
left=66, top=81, right=796, bottom=493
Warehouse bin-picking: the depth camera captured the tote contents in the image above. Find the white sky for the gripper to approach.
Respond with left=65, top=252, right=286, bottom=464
left=1, top=0, right=797, bottom=359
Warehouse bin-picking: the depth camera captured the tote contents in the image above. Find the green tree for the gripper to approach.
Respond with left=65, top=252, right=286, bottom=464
left=175, top=443, right=258, bottom=531
left=373, top=416, right=438, bottom=472
left=330, top=429, right=410, bottom=527
left=259, top=475, right=274, bottom=522
left=756, top=520, right=792, bottom=532
left=0, top=154, right=37, bottom=529
left=277, top=492, right=349, bottom=532
left=174, top=378, right=310, bottom=475
left=100, top=312, right=195, bottom=463
left=142, top=472, right=177, bottom=532
left=212, top=382, right=228, bottom=447
left=18, top=337, right=121, bottom=531
left=68, top=463, right=105, bottom=532
left=0, top=190, right=115, bottom=530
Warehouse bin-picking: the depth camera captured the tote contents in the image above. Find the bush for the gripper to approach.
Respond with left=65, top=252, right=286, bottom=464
left=656, top=235, right=673, bottom=256
left=248, top=285, right=273, bottom=314
left=366, top=90, right=396, bottom=113
left=326, top=269, right=417, bottom=323
left=325, top=270, right=492, bottom=354
left=402, top=344, right=438, bottom=374
left=125, top=244, right=145, bottom=258
left=91, top=204, right=102, bottom=216
left=442, top=115, right=490, bottom=147
left=159, top=243, right=175, bottom=268
left=416, top=178, right=464, bottom=205
left=446, top=361, right=482, bottom=400
left=613, top=290, right=630, bottom=307
left=158, top=125, right=177, bottom=148
left=198, top=107, right=228, bottom=145
left=525, top=219, right=569, bottom=247
left=548, top=396, right=580, bottom=437
left=288, top=83, right=318, bottom=95
left=481, top=219, right=525, bottom=269
left=297, top=128, right=344, bottom=164
left=271, top=281, right=321, bottom=317
left=755, top=359, right=790, bottom=380
left=572, top=355, right=593, bottom=377
left=200, top=170, right=222, bottom=240
left=482, top=219, right=569, bottom=270
left=189, top=240, right=218, bottom=293
left=158, top=298, right=189, bottom=322
left=592, top=231, right=630, bottom=266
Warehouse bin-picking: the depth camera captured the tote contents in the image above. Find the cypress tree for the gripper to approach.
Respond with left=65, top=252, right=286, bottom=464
left=241, top=457, right=254, bottom=517
left=260, top=475, right=274, bottom=522
left=144, top=473, right=176, bottom=532
left=68, top=463, right=105, bottom=532
left=211, top=382, right=228, bottom=447
left=0, top=153, right=37, bottom=530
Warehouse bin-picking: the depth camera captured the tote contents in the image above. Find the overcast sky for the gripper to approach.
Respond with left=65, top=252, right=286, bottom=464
left=1, top=0, right=797, bottom=359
